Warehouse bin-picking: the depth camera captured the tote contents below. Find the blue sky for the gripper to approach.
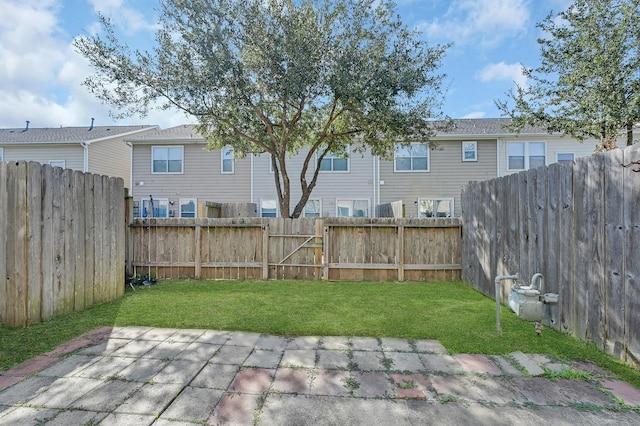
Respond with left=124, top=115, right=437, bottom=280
left=0, top=0, right=571, bottom=129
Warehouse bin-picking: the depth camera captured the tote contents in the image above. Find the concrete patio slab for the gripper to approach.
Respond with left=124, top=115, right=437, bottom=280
left=1, top=327, right=639, bottom=426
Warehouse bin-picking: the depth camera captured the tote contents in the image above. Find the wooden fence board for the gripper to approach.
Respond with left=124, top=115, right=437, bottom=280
left=116, top=179, right=125, bottom=297
left=604, top=149, right=626, bottom=358
left=588, top=155, right=606, bottom=348
left=517, top=171, right=529, bottom=286
left=624, top=145, right=640, bottom=364
left=544, top=164, right=561, bottom=328
left=9, top=162, right=28, bottom=325
left=27, top=163, right=43, bottom=323
left=62, top=169, right=75, bottom=314
left=558, top=162, right=573, bottom=333
left=41, top=165, right=54, bottom=320
left=0, top=162, right=6, bottom=325
left=50, top=167, right=65, bottom=316
left=72, top=171, right=86, bottom=311
left=535, top=167, right=547, bottom=283
left=94, top=174, right=105, bottom=303
left=83, top=172, right=95, bottom=307
left=526, top=168, right=539, bottom=279
left=572, top=157, right=589, bottom=340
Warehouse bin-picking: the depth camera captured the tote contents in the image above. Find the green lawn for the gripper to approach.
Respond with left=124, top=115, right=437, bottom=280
left=2, top=280, right=639, bottom=387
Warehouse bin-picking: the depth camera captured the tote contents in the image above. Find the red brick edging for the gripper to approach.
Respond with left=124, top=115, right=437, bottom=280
left=0, top=326, right=113, bottom=391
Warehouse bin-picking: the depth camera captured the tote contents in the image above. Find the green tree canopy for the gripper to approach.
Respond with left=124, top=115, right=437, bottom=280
left=75, top=0, right=450, bottom=217
left=497, top=0, right=640, bottom=151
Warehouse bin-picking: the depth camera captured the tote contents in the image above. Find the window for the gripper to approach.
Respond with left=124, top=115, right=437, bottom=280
left=303, top=200, right=322, bottom=217
left=462, top=141, right=477, bottom=162
left=140, top=198, right=169, bottom=218
left=556, top=153, right=575, bottom=165
left=318, top=146, right=349, bottom=172
left=529, top=142, right=546, bottom=168
left=261, top=199, right=278, bottom=217
left=418, top=198, right=454, bottom=218
left=336, top=199, right=369, bottom=217
left=180, top=198, right=197, bottom=218
left=221, top=146, right=234, bottom=173
left=49, top=160, right=65, bottom=168
left=152, top=146, right=183, bottom=174
left=507, top=142, right=546, bottom=171
left=0, top=148, right=3, bottom=161
left=394, top=143, right=429, bottom=172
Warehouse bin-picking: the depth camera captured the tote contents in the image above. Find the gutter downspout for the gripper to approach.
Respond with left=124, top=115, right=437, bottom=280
left=126, top=142, right=133, bottom=197
left=81, top=142, right=89, bottom=172
left=250, top=153, right=254, bottom=204
left=372, top=154, right=377, bottom=217
left=496, top=138, right=501, bottom=178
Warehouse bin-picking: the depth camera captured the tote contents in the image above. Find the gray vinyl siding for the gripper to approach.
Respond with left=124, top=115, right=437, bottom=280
left=497, top=136, right=601, bottom=177
left=251, top=148, right=375, bottom=217
left=0, top=144, right=84, bottom=170
left=379, top=140, right=497, bottom=217
left=88, top=137, right=132, bottom=188
left=131, top=142, right=251, bottom=204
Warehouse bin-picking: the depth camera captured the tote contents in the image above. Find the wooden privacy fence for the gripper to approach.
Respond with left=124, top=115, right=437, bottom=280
left=0, top=161, right=125, bottom=327
left=128, top=217, right=461, bottom=282
left=461, top=143, right=640, bottom=364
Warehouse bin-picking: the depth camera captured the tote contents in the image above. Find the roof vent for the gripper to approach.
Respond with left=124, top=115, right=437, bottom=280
left=23, top=120, right=30, bottom=132
left=89, top=117, right=95, bottom=131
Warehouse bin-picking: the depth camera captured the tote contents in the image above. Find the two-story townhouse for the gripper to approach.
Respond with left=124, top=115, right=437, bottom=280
left=383, top=118, right=634, bottom=217
left=128, top=125, right=379, bottom=218
left=127, top=125, right=253, bottom=218
left=127, top=119, right=628, bottom=218
left=0, top=120, right=157, bottom=188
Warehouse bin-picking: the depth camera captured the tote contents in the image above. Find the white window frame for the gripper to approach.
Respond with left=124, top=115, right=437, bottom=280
left=0, top=148, right=3, bottom=161
left=152, top=146, right=184, bottom=174
left=221, top=146, right=234, bottom=174
left=49, top=160, right=65, bottom=168
left=260, top=199, right=278, bottom=218
left=336, top=199, right=370, bottom=218
left=394, top=143, right=430, bottom=172
left=507, top=142, right=546, bottom=171
left=179, top=198, right=197, bottom=218
left=418, top=198, right=455, bottom=218
left=317, top=146, right=350, bottom=172
left=556, top=152, right=575, bottom=165
left=462, top=141, right=477, bottom=162
left=303, top=199, right=322, bottom=217
left=140, top=197, right=169, bottom=218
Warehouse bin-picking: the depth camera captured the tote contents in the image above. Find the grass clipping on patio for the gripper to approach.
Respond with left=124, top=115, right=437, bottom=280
left=1, top=280, right=639, bottom=387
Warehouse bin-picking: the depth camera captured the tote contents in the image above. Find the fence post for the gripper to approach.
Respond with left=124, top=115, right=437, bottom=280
left=124, top=196, right=134, bottom=277
left=195, top=224, right=202, bottom=278
left=397, top=224, right=404, bottom=282
left=262, top=223, right=269, bottom=279
left=323, top=225, right=330, bottom=281
left=314, top=219, right=323, bottom=280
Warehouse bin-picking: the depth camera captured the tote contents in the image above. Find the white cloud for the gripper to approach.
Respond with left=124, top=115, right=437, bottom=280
left=419, top=0, right=530, bottom=47
left=88, top=0, right=158, bottom=36
left=477, top=62, right=528, bottom=89
left=0, top=0, right=187, bottom=129
left=462, top=111, right=486, bottom=119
